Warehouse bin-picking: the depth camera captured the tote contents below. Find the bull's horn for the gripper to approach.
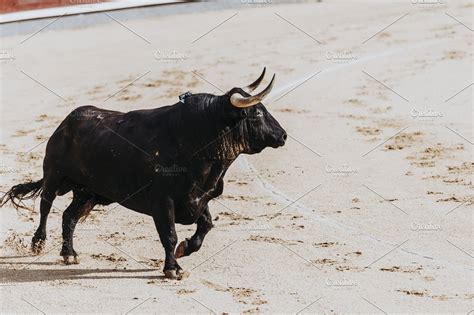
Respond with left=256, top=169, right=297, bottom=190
left=242, top=67, right=266, bottom=93
left=230, top=74, right=275, bottom=108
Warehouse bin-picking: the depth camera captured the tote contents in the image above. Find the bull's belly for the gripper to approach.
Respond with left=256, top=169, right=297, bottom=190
left=57, top=164, right=154, bottom=212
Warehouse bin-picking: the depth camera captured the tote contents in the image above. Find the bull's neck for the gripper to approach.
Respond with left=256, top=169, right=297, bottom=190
left=181, top=97, right=247, bottom=162
left=189, top=126, right=245, bottom=162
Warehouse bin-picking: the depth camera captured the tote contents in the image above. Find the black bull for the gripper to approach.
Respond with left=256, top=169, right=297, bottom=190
left=1, top=69, right=286, bottom=279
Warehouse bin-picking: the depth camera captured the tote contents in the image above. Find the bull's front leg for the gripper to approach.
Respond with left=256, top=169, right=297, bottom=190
left=175, top=204, right=213, bottom=258
left=152, top=198, right=187, bottom=280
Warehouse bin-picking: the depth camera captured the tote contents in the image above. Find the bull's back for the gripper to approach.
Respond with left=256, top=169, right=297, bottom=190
left=45, top=105, right=124, bottom=163
left=44, top=106, right=156, bottom=203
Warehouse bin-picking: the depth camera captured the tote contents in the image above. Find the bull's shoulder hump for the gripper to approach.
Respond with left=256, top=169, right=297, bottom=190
left=71, top=105, right=124, bottom=116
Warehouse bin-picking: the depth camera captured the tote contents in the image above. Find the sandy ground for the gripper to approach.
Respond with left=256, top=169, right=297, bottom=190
left=1, top=0, right=473, bottom=313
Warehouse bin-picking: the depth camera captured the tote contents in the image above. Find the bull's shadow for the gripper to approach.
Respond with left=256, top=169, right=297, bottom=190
left=1, top=268, right=162, bottom=283
left=0, top=257, right=163, bottom=283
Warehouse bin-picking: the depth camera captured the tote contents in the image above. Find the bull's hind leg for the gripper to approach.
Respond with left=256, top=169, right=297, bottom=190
left=31, top=176, right=61, bottom=254
left=60, top=191, right=95, bottom=264
left=175, top=205, right=213, bottom=258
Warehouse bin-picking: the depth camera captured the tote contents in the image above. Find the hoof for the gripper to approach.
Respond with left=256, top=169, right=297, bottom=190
left=164, top=269, right=189, bottom=280
left=31, top=239, right=45, bottom=255
left=175, top=240, right=187, bottom=259
left=62, top=256, right=79, bottom=265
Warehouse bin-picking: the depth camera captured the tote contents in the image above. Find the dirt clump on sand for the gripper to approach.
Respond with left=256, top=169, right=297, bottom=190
left=91, top=253, right=127, bottom=262
left=380, top=265, right=423, bottom=273
left=4, top=233, right=30, bottom=255
left=384, top=132, right=423, bottom=150
left=247, top=235, right=303, bottom=245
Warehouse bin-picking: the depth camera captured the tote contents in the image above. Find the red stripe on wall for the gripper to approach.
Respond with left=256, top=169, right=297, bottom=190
left=1, top=0, right=109, bottom=14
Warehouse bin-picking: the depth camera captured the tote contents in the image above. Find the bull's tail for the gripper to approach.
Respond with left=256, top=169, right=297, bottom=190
left=0, top=179, right=44, bottom=210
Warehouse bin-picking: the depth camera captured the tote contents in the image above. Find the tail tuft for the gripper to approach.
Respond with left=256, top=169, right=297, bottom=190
left=0, top=179, right=44, bottom=210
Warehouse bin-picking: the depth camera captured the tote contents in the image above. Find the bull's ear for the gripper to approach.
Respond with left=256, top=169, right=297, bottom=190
left=224, top=95, right=247, bottom=121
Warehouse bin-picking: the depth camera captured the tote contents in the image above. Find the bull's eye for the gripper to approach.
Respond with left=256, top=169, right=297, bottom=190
left=240, top=109, right=247, bottom=118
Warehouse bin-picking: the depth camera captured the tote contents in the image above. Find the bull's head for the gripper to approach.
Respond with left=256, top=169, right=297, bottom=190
left=225, top=68, right=287, bottom=154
